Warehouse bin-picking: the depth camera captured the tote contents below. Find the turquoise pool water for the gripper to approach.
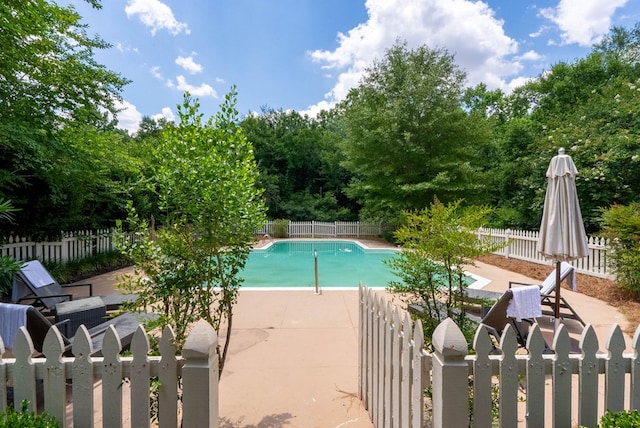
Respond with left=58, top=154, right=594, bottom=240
left=240, top=240, right=400, bottom=288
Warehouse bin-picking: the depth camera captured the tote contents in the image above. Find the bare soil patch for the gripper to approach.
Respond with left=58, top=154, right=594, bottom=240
left=477, top=254, right=640, bottom=334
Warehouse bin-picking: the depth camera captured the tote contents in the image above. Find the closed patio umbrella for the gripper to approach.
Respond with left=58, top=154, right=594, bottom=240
left=537, top=148, right=589, bottom=320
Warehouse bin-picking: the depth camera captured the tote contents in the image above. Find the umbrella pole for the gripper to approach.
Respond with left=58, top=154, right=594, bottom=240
left=554, top=260, right=561, bottom=320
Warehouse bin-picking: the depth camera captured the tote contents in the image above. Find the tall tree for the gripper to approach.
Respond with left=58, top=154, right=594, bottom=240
left=241, top=108, right=356, bottom=220
left=0, top=0, right=130, bottom=235
left=338, top=41, right=490, bottom=221
left=504, top=25, right=640, bottom=232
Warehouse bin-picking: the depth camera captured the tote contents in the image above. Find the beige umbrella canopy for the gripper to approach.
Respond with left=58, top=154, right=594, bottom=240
left=537, top=148, right=589, bottom=319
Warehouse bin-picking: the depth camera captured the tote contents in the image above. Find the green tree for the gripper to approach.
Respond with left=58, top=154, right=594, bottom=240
left=0, top=0, right=130, bottom=236
left=241, top=108, right=356, bottom=220
left=487, top=24, right=640, bottom=232
left=338, top=41, right=490, bottom=222
left=386, top=198, right=502, bottom=345
left=118, top=89, right=266, bottom=374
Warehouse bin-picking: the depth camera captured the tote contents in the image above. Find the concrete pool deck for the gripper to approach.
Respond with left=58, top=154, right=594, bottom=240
left=79, top=239, right=632, bottom=427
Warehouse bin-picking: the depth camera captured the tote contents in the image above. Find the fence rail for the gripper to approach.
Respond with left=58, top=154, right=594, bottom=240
left=360, top=286, right=640, bottom=428
left=1, top=319, right=219, bottom=428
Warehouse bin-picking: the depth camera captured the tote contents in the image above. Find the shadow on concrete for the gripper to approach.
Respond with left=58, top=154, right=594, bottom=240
left=219, top=412, right=295, bottom=428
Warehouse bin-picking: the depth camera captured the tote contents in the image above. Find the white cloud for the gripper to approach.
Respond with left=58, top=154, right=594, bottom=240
left=125, top=0, right=190, bottom=36
left=307, top=0, right=520, bottom=114
left=516, top=50, right=543, bottom=61
left=168, top=75, right=218, bottom=98
left=505, top=76, right=535, bottom=92
left=301, top=100, right=335, bottom=118
left=150, top=66, right=163, bottom=80
left=115, top=42, right=138, bottom=54
left=540, top=0, right=628, bottom=46
left=152, top=107, right=175, bottom=123
left=113, top=99, right=143, bottom=133
left=175, top=55, right=203, bottom=74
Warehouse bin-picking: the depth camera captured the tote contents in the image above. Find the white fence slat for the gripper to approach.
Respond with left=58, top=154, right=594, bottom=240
left=42, top=327, right=67, bottom=427
left=371, top=295, right=380, bottom=423
left=579, top=325, right=600, bottom=427
left=391, top=309, right=401, bottom=428
left=358, top=284, right=364, bottom=402
left=498, top=325, right=519, bottom=427
left=102, top=326, right=123, bottom=428
left=605, top=325, right=626, bottom=413
left=552, top=325, right=572, bottom=427
left=71, top=326, right=95, bottom=428
left=376, top=298, right=385, bottom=427
left=158, top=326, right=179, bottom=427
left=130, top=326, right=151, bottom=428
left=411, top=321, right=424, bottom=428
left=383, top=301, right=392, bottom=428
left=472, top=326, right=494, bottom=428
left=366, top=288, right=374, bottom=415
left=400, top=314, right=412, bottom=427
left=12, top=327, right=37, bottom=412
left=525, top=326, right=546, bottom=427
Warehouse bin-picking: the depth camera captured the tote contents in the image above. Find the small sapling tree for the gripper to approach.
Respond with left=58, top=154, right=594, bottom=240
left=386, top=197, right=503, bottom=346
left=117, top=88, right=266, bottom=374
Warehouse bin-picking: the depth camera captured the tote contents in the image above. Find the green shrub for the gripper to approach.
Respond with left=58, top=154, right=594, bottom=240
left=44, top=250, right=131, bottom=283
left=599, top=409, right=640, bottom=427
left=0, top=256, right=22, bottom=298
left=271, top=219, right=289, bottom=238
left=600, top=203, right=640, bottom=296
left=0, top=400, right=59, bottom=427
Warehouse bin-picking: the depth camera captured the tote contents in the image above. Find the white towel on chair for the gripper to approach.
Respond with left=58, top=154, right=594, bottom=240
left=0, top=303, right=28, bottom=348
left=507, top=285, right=542, bottom=321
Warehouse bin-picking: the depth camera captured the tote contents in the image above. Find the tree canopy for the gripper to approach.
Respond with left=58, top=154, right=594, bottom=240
left=0, top=0, right=131, bottom=237
left=2, top=2, right=640, bottom=239
left=337, top=42, right=491, bottom=222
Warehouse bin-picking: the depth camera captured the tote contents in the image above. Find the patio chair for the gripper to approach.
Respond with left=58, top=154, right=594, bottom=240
left=0, top=302, right=154, bottom=357
left=508, top=261, right=585, bottom=326
left=11, top=260, right=136, bottom=314
left=480, top=289, right=535, bottom=348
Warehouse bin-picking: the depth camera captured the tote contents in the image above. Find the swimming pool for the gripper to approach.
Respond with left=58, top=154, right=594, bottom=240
left=239, top=240, right=401, bottom=289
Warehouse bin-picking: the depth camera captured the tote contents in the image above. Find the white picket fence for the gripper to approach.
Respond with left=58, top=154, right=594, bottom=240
left=1, top=320, right=219, bottom=428
left=0, top=229, right=119, bottom=264
left=478, top=227, right=613, bottom=279
left=359, top=285, right=640, bottom=428
left=256, top=220, right=384, bottom=238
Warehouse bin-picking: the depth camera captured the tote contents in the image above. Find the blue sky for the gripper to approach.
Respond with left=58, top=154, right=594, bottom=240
left=65, top=0, right=640, bottom=133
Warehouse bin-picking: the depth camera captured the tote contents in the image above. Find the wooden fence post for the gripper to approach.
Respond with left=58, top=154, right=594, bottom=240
left=181, top=320, right=219, bottom=428
left=431, top=318, right=469, bottom=428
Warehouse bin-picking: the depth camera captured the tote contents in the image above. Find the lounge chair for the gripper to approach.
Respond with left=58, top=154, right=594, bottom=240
left=11, top=260, right=136, bottom=314
left=480, top=289, right=535, bottom=348
left=508, top=261, right=585, bottom=325
left=0, top=302, right=154, bottom=357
